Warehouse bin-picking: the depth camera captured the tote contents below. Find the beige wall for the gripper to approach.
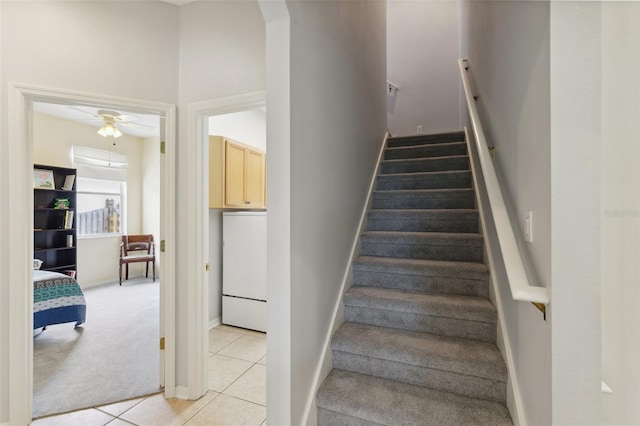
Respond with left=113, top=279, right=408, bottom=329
left=387, top=0, right=461, bottom=136
left=285, top=1, right=387, bottom=423
left=0, top=1, right=179, bottom=418
left=462, top=2, right=551, bottom=423
left=601, top=2, right=640, bottom=424
left=33, top=111, right=153, bottom=287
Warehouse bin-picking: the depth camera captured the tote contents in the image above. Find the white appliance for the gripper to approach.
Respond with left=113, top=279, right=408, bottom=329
left=222, top=212, right=267, bottom=332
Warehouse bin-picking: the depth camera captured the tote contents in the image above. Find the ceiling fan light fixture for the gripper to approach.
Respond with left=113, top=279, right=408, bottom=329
left=97, top=122, right=122, bottom=138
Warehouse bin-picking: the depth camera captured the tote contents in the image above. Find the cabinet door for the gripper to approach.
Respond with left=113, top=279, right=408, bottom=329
left=225, top=141, right=246, bottom=207
left=245, top=149, right=265, bottom=208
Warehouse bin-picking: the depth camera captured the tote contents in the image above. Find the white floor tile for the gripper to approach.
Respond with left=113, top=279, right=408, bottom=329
left=209, top=328, right=243, bottom=353
left=209, top=353, right=254, bottom=392
left=97, top=396, right=146, bottom=417
left=224, top=364, right=267, bottom=406
left=119, top=391, right=218, bottom=426
left=185, top=394, right=266, bottom=426
left=218, top=335, right=266, bottom=363
left=257, top=354, right=267, bottom=366
left=31, top=408, right=115, bottom=426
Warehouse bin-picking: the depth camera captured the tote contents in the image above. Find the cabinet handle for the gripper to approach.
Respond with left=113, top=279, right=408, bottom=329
left=245, top=201, right=250, bottom=204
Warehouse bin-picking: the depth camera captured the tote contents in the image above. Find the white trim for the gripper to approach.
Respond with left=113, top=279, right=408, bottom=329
left=174, top=386, right=190, bottom=400
left=601, top=381, right=613, bottom=394
left=209, top=317, right=222, bottom=329
left=6, top=83, right=177, bottom=424
left=465, top=127, right=524, bottom=426
left=301, top=132, right=389, bottom=426
left=458, top=59, right=549, bottom=305
left=186, top=91, right=266, bottom=400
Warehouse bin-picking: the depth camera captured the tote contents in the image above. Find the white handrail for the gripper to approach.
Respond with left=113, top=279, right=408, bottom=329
left=458, top=58, right=550, bottom=305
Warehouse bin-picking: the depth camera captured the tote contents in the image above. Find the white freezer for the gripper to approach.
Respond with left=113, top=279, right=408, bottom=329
left=222, top=212, right=267, bottom=332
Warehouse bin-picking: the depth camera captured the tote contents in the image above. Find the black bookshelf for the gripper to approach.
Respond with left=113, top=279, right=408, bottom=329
left=33, top=164, right=77, bottom=276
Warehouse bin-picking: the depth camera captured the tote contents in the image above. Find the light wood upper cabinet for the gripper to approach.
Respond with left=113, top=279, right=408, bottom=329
left=209, top=136, right=266, bottom=209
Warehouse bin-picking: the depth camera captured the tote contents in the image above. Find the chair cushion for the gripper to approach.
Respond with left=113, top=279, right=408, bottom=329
left=121, top=254, right=154, bottom=262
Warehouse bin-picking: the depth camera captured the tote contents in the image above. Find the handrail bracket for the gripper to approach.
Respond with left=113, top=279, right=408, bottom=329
left=532, top=302, right=546, bottom=320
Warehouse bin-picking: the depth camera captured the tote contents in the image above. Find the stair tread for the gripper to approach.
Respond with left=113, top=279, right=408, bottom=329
left=362, top=230, right=484, bottom=245
left=378, top=170, right=471, bottom=179
left=317, top=369, right=512, bottom=426
left=388, top=130, right=465, bottom=143
left=354, top=255, right=489, bottom=275
left=333, top=322, right=507, bottom=382
left=368, top=208, right=478, bottom=217
left=344, top=286, right=497, bottom=324
left=381, top=154, right=469, bottom=164
left=373, top=188, right=474, bottom=195
left=385, top=141, right=467, bottom=151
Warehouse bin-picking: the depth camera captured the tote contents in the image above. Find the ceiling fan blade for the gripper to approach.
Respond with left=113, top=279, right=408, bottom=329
left=119, top=121, right=154, bottom=130
left=115, top=114, right=141, bottom=122
left=68, top=106, right=99, bottom=118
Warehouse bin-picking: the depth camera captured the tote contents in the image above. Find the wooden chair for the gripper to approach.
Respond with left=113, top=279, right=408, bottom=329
left=119, top=234, right=156, bottom=285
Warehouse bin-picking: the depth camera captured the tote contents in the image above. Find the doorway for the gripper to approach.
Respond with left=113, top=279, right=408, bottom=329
left=31, top=101, right=163, bottom=418
left=7, top=83, right=177, bottom=426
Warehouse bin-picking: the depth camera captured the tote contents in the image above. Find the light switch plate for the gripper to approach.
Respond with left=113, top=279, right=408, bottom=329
left=524, top=211, right=533, bottom=243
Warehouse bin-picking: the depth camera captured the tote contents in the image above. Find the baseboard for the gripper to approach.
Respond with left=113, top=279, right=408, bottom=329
left=465, top=127, right=524, bottom=426
left=81, top=273, right=154, bottom=289
left=300, top=131, right=389, bottom=426
left=174, top=386, right=190, bottom=400
left=209, top=317, right=221, bottom=329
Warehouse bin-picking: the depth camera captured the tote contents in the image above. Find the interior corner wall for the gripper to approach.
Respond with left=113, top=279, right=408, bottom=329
left=176, top=0, right=265, bottom=388
left=0, top=2, right=180, bottom=422
left=600, top=3, right=640, bottom=424
left=285, top=1, right=387, bottom=423
left=209, top=109, right=267, bottom=151
left=550, top=2, right=602, bottom=424
left=463, top=1, right=551, bottom=424
left=0, top=1, right=5, bottom=421
left=386, top=0, right=460, bottom=136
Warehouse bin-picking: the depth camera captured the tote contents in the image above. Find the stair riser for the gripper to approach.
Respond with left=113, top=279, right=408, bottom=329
left=344, top=306, right=497, bottom=343
left=371, top=193, right=475, bottom=210
left=384, top=143, right=467, bottom=160
left=387, top=132, right=466, bottom=148
left=360, top=241, right=483, bottom=262
left=380, top=157, right=469, bottom=174
left=366, top=217, right=478, bottom=233
left=333, top=351, right=506, bottom=403
left=377, top=173, right=471, bottom=191
left=352, top=269, right=489, bottom=298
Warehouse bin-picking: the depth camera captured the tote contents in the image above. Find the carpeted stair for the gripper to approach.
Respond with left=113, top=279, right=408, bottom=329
left=316, top=131, right=512, bottom=425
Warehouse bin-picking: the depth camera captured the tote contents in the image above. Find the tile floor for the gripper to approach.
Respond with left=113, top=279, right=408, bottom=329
left=32, top=325, right=267, bottom=426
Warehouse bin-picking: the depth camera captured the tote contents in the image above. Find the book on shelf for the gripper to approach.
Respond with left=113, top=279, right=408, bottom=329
left=62, top=175, right=75, bottom=191
left=64, top=210, right=74, bottom=229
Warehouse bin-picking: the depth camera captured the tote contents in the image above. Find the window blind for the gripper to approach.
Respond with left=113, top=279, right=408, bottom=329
left=72, top=145, right=127, bottom=181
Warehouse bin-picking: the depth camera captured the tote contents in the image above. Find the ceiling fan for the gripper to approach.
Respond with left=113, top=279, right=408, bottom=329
left=68, top=107, right=153, bottom=138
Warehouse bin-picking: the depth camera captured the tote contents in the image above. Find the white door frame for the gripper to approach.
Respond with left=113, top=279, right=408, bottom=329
left=7, top=83, right=177, bottom=425
left=184, top=91, right=266, bottom=399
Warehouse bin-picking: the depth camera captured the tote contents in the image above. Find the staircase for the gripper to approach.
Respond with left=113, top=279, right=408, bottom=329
left=316, top=131, right=512, bottom=425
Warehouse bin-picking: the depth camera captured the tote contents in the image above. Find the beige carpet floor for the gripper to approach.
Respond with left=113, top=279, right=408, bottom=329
left=33, top=277, right=160, bottom=418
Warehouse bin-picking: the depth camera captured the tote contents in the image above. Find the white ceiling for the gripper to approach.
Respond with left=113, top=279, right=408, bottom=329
left=33, top=102, right=160, bottom=138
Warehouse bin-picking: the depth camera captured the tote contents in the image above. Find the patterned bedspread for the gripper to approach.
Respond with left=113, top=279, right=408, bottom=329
left=33, top=270, right=86, bottom=329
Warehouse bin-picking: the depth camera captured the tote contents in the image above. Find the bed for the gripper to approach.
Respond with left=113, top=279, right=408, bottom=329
left=33, top=270, right=86, bottom=329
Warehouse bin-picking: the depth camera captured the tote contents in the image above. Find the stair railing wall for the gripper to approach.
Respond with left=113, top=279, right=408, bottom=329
left=458, top=58, right=550, bottom=307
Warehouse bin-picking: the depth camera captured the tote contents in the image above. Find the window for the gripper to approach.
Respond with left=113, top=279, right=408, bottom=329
left=76, top=177, right=126, bottom=236
left=72, top=145, right=128, bottom=237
